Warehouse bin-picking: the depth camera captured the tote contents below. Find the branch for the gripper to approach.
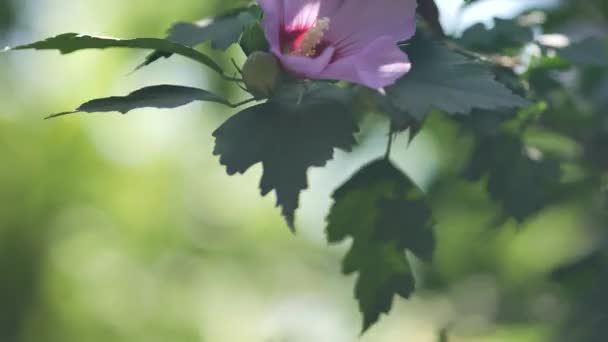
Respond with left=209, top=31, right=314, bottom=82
left=445, top=41, right=521, bottom=69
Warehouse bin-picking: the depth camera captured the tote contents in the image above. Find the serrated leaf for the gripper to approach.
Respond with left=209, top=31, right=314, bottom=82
left=459, top=18, right=533, bottom=53
left=169, top=11, right=257, bottom=50
left=140, top=7, right=258, bottom=69
left=8, top=33, right=224, bottom=75
left=326, top=159, right=435, bottom=332
left=466, top=133, right=562, bottom=222
left=387, top=41, right=528, bottom=118
left=47, top=85, right=230, bottom=118
left=240, top=22, right=270, bottom=56
left=213, top=83, right=358, bottom=230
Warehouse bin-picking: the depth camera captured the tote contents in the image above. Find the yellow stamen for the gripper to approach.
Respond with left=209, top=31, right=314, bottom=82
left=294, top=17, right=330, bottom=57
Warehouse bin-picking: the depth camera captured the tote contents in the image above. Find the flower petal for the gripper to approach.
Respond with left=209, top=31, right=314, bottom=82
left=257, top=0, right=283, bottom=49
left=282, top=0, right=346, bottom=29
left=277, top=45, right=336, bottom=78
left=327, top=0, right=417, bottom=57
left=283, top=1, right=321, bottom=31
left=320, top=36, right=411, bottom=88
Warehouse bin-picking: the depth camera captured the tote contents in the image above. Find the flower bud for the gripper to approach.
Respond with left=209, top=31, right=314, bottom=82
left=242, top=51, right=282, bottom=99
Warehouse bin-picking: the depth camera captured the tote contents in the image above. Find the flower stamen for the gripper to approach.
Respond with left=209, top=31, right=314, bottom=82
left=293, top=17, right=330, bottom=57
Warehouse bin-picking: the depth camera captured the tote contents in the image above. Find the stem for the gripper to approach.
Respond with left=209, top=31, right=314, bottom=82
left=222, top=74, right=244, bottom=83
left=444, top=41, right=521, bottom=69
left=385, top=124, right=395, bottom=160
left=230, top=97, right=257, bottom=108
left=296, top=81, right=311, bottom=105
left=231, top=58, right=243, bottom=75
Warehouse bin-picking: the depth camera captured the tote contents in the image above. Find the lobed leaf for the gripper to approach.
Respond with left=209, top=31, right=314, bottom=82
left=47, top=85, right=230, bottom=118
left=459, top=18, right=533, bottom=53
left=466, top=133, right=562, bottom=222
left=140, top=7, right=259, bottom=69
left=326, top=159, right=435, bottom=331
left=213, top=83, right=358, bottom=230
left=387, top=41, right=528, bottom=118
left=8, top=33, right=224, bottom=75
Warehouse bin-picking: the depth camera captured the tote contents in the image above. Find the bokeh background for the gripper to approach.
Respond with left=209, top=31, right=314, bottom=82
left=1, top=0, right=606, bottom=341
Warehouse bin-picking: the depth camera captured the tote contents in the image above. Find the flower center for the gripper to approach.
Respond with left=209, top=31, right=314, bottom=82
left=282, top=17, right=330, bottom=57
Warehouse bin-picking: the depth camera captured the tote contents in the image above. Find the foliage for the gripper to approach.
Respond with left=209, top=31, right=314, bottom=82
left=2, top=0, right=608, bottom=338
left=326, top=159, right=434, bottom=331
left=213, top=83, right=358, bottom=229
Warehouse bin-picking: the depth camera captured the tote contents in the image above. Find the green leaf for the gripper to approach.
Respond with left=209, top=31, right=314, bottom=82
left=47, top=85, right=230, bottom=118
left=140, top=7, right=258, bottom=69
left=240, top=22, right=270, bottom=56
left=168, top=10, right=257, bottom=50
left=7, top=33, right=224, bottom=75
left=387, top=41, right=528, bottom=118
left=466, top=133, right=562, bottom=222
left=525, top=55, right=570, bottom=97
left=0, top=0, right=16, bottom=33
left=326, top=159, right=435, bottom=332
left=459, top=18, right=533, bottom=53
left=213, top=83, right=358, bottom=230
left=455, top=67, right=530, bottom=136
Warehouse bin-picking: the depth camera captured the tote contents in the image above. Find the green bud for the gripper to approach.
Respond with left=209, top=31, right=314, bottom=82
left=242, top=51, right=282, bottom=99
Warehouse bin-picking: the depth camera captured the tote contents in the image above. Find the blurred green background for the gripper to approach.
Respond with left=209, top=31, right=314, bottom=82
left=0, top=0, right=606, bottom=341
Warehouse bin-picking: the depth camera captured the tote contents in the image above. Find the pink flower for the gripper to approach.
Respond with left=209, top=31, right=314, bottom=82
left=257, top=0, right=417, bottom=89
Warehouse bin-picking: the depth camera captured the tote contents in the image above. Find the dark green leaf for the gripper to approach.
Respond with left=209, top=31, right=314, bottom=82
left=47, top=85, right=230, bottom=118
left=387, top=41, right=528, bottom=118
left=8, top=33, right=224, bottom=75
left=327, top=159, right=435, bottom=331
left=456, top=109, right=515, bottom=137
left=240, top=22, right=270, bottom=56
left=525, top=55, right=570, bottom=97
left=0, top=0, right=16, bottom=33
left=213, top=83, right=358, bottom=230
left=454, top=66, right=528, bottom=137
left=168, top=11, right=257, bottom=50
left=140, top=7, right=258, bottom=69
left=466, top=133, right=562, bottom=222
left=459, top=18, right=533, bottom=53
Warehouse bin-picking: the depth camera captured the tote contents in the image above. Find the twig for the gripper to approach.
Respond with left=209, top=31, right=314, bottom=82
left=222, top=74, right=244, bottom=83
left=229, top=97, right=257, bottom=108
left=445, top=41, right=521, bottom=69
left=385, top=124, right=395, bottom=160
left=231, top=58, right=243, bottom=75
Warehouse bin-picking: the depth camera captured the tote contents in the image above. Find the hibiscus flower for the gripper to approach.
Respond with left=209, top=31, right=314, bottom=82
left=256, top=0, right=417, bottom=89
